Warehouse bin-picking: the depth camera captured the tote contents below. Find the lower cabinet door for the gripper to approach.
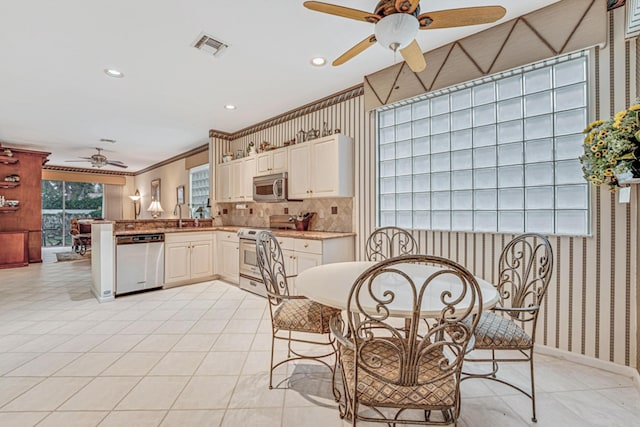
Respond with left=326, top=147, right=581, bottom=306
left=165, top=242, right=190, bottom=283
left=220, top=240, right=239, bottom=283
left=295, top=252, right=322, bottom=276
left=190, top=240, right=213, bottom=279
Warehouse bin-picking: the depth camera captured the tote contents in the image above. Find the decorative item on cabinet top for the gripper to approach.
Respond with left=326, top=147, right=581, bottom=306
left=0, top=174, right=20, bottom=189
left=0, top=154, right=19, bottom=164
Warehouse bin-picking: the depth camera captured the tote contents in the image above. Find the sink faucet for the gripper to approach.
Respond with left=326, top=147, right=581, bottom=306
left=173, top=203, right=183, bottom=228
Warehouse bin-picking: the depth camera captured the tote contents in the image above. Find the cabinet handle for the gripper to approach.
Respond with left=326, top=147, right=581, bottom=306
left=304, top=243, right=309, bottom=248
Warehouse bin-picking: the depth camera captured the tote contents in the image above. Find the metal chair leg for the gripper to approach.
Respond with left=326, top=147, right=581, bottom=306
left=269, top=331, right=276, bottom=389
left=530, top=350, right=537, bottom=422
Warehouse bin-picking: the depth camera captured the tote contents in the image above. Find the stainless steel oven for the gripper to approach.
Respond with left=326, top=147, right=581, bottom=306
left=237, top=229, right=267, bottom=297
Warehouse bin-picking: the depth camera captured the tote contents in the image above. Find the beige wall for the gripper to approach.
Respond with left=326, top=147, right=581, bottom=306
left=134, top=158, right=190, bottom=220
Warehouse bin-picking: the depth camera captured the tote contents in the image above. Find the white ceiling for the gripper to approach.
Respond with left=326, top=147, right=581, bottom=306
left=0, top=0, right=560, bottom=171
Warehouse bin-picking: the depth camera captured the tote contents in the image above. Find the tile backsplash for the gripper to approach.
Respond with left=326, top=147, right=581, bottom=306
left=213, top=198, right=353, bottom=232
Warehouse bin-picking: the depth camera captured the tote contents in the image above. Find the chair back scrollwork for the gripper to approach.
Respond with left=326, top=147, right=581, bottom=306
left=497, top=233, right=553, bottom=323
left=365, top=227, right=418, bottom=261
left=346, top=255, right=482, bottom=388
left=255, top=231, right=290, bottom=305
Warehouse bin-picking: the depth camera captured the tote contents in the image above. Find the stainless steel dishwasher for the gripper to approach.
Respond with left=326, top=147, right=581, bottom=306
left=116, top=233, right=165, bottom=295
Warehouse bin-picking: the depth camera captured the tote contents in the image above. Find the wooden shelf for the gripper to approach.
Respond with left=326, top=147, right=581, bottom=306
left=0, top=155, right=19, bottom=165
left=0, top=206, right=19, bottom=213
left=0, top=181, right=19, bottom=189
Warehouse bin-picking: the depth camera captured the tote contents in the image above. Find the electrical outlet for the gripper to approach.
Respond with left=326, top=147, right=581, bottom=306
left=249, top=208, right=253, bottom=214
left=222, top=209, right=228, bottom=215
left=284, top=207, right=289, bottom=214
left=331, top=206, right=338, bottom=215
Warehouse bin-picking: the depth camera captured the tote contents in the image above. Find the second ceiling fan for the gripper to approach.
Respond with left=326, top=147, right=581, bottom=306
left=304, top=0, right=506, bottom=73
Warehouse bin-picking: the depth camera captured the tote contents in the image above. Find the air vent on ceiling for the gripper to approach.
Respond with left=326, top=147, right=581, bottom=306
left=192, top=32, right=229, bottom=57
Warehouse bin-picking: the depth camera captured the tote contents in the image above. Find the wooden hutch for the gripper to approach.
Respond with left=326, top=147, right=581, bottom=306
left=0, top=144, right=50, bottom=268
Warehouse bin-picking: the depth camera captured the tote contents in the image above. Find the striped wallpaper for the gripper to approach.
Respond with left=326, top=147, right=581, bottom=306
left=209, top=7, right=638, bottom=370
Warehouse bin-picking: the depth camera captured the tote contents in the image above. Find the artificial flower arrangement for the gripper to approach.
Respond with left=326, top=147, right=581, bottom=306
left=579, top=102, right=640, bottom=190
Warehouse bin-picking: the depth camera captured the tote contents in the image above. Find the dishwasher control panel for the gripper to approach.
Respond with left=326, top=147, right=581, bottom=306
left=116, top=233, right=165, bottom=245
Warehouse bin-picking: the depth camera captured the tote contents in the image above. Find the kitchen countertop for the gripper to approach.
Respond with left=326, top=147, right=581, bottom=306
left=113, top=225, right=355, bottom=240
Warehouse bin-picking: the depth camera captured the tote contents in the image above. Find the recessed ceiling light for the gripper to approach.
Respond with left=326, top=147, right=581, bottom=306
left=311, top=57, right=327, bottom=66
left=224, top=104, right=237, bottom=110
left=104, top=68, right=124, bottom=78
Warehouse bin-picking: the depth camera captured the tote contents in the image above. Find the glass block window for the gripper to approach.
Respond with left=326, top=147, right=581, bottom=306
left=377, top=52, right=589, bottom=235
left=189, top=164, right=210, bottom=208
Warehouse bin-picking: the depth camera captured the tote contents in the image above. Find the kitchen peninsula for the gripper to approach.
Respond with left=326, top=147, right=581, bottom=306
left=90, top=219, right=355, bottom=303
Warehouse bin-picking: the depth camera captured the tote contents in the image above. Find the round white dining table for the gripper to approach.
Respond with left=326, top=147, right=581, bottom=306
left=296, top=261, right=500, bottom=318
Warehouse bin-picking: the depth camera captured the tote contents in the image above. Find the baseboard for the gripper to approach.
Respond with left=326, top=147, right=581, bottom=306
left=534, top=344, right=640, bottom=393
left=90, top=286, right=115, bottom=303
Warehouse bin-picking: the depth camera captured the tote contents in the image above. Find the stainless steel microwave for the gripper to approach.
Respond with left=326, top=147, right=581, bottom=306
left=253, top=172, right=288, bottom=203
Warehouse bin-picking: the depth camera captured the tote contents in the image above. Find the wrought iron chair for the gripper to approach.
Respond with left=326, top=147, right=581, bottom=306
left=462, top=233, right=553, bottom=422
left=364, top=226, right=418, bottom=261
left=331, top=255, right=482, bottom=426
left=255, top=231, right=341, bottom=391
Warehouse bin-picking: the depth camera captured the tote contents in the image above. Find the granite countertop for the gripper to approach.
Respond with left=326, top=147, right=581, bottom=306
left=114, top=226, right=354, bottom=240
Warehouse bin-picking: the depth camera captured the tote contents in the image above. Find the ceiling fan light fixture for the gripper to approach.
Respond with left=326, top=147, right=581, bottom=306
left=374, top=13, right=419, bottom=51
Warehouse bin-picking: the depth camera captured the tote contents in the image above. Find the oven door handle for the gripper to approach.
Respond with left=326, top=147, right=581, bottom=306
left=272, top=179, right=280, bottom=198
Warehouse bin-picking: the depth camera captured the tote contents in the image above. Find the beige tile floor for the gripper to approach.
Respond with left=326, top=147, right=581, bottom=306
left=0, top=248, right=638, bottom=426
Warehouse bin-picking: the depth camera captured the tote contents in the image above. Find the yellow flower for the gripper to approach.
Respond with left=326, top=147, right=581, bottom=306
left=584, top=120, right=605, bottom=133
left=598, top=140, right=605, bottom=146
left=595, top=152, right=601, bottom=158
left=604, top=169, right=614, bottom=176
left=630, top=104, right=640, bottom=111
left=591, top=145, right=598, bottom=152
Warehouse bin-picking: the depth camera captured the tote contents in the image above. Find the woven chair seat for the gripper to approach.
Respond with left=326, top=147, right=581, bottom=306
left=273, top=298, right=341, bottom=333
left=341, top=338, right=456, bottom=409
left=470, top=311, right=532, bottom=350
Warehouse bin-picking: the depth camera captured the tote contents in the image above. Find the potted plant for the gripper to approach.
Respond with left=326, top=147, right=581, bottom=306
left=579, top=103, right=640, bottom=190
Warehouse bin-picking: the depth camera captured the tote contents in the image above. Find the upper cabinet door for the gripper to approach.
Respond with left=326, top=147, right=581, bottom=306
left=287, top=144, right=311, bottom=199
left=271, top=149, right=288, bottom=174
left=255, top=152, right=271, bottom=176
left=310, top=137, right=339, bottom=197
left=216, top=163, right=232, bottom=202
left=255, top=150, right=288, bottom=176
left=243, top=157, right=256, bottom=201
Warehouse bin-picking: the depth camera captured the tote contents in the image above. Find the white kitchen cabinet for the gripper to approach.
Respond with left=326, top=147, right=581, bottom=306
left=256, top=149, right=287, bottom=176
left=282, top=235, right=354, bottom=294
left=287, top=134, right=353, bottom=199
left=164, top=232, right=214, bottom=286
left=216, top=162, right=232, bottom=203
left=217, top=157, right=255, bottom=203
left=217, top=231, right=239, bottom=284
left=242, top=156, right=256, bottom=201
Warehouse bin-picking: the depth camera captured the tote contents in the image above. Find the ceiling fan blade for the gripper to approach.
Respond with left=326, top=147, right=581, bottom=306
left=304, top=1, right=379, bottom=24
left=333, top=34, right=377, bottom=66
left=418, top=6, right=506, bottom=30
left=106, top=161, right=128, bottom=168
left=400, top=39, right=426, bottom=73
left=65, top=160, right=90, bottom=162
left=395, top=0, right=420, bottom=14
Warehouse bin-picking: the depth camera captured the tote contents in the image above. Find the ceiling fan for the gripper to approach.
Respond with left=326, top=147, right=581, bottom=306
left=304, top=0, right=506, bottom=73
left=65, top=148, right=128, bottom=169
